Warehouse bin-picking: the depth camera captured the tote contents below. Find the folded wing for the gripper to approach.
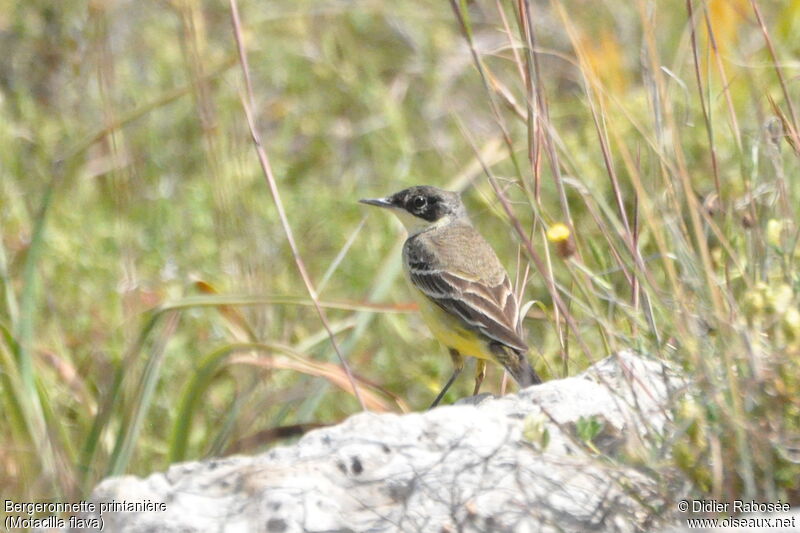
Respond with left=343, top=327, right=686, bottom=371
left=409, top=267, right=528, bottom=353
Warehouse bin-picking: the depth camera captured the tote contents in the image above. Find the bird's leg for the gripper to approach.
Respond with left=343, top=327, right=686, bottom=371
left=472, top=359, right=487, bottom=395
left=429, top=349, right=464, bottom=409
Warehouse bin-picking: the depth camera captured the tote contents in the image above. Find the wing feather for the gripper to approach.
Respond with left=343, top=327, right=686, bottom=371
left=409, top=268, right=527, bottom=353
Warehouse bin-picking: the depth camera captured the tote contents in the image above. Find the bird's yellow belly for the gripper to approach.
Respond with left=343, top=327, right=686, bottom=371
left=409, top=285, right=492, bottom=361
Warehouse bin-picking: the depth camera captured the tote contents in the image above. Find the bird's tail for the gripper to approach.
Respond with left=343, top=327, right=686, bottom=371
left=514, top=358, right=543, bottom=387
left=489, top=343, right=542, bottom=387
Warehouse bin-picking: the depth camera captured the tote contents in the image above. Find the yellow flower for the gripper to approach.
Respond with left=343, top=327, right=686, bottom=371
left=546, top=223, right=575, bottom=259
left=546, top=223, right=571, bottom=243
left=768, top=284, right=794, bottom=315
left=766, top=219, right=785, bottom=248
left=743, top=283, right=767, bottom=315
left=782, top=307, right=800, bottom=340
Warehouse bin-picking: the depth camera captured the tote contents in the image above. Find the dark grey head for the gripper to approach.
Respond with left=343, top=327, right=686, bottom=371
left=359, top=186, right=466, bottom=228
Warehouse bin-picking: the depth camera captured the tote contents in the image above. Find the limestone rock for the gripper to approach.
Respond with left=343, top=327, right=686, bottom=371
left=67, top=351, right=683, bottom=532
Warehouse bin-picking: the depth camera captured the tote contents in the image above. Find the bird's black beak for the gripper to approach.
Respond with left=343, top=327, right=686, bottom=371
left=359, top=197, right=394, bottom=208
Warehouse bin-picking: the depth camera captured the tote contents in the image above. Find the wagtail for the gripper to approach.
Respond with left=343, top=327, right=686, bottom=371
left=360, top=185, right=541, bottom=408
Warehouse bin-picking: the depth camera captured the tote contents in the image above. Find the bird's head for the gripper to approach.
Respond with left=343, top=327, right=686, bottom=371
left=360, top=185, right=467, bottom=234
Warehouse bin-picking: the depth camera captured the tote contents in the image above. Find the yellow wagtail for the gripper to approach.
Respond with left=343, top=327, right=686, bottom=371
left=360, top=185, right=541, bottom=408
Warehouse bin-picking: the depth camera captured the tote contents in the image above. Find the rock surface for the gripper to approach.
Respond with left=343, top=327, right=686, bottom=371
left=68, top=351, right=683, bottom=532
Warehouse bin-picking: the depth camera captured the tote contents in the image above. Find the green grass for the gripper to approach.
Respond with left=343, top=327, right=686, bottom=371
left=1, top=0, right=798, bottom=513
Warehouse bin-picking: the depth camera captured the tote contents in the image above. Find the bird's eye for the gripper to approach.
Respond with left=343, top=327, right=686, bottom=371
left=412, top=196, right=427, bottom=210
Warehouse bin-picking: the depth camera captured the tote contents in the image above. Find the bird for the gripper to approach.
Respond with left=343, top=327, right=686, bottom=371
left=360, top=185, right=541, bottom=408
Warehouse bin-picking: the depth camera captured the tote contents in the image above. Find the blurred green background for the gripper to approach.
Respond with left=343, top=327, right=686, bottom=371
left=1, top=0, right=799, bottom=509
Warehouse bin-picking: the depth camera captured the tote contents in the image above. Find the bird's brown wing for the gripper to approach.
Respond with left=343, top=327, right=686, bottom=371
left=408, top=266, right=528, bottom=353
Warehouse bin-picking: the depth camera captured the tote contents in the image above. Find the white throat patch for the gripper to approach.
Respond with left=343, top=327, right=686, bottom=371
left=389, top=208, right=453, bottom=236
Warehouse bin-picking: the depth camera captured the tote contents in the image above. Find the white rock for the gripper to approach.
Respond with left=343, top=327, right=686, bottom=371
left=64, top=351, right=686, bottom=532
